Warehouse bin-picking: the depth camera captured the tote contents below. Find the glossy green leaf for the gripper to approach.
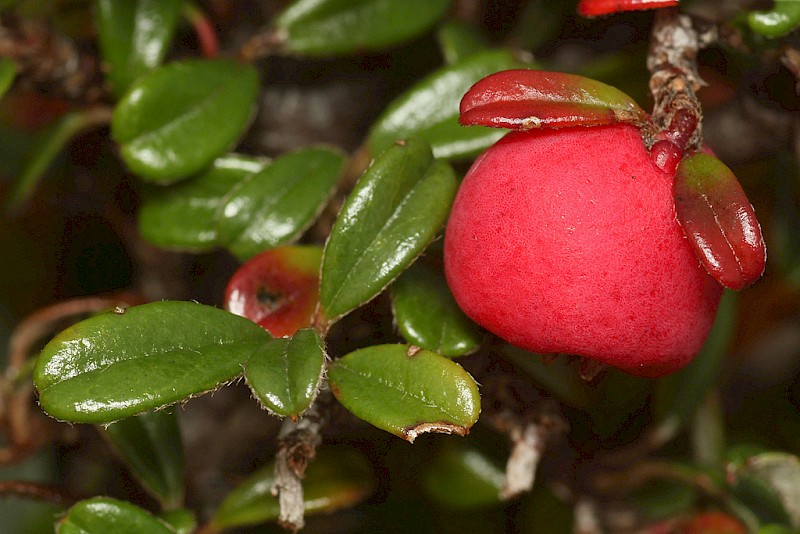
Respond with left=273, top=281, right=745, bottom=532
left=328, top=344, right=480, bottom=441
left=748, top=0, right=800, bottom=38
left=216, top=146, right=345, bottom=260
left=95, top=0, right=182, bottom=96
left=391, top=262, right=482, bottom=357
left=422, top=443, right=504, bottom=508
left=319, top=139, right=457, bottom=324
left=138, top=154, right=268, bottom=251
left=654, top=290, right=737, bottom=437
left=102, top=410, right=184, bottom=508
left=111, top=59, right=259, bottom=183
left=57, top=497, right=175, bottom=534
left=5, top=108, right=112, bottom=210
left=0, top=57, right=15, bottom=99
left=212, top=448, right=374, bottom=529
left=34, top=301, right=272, bottom=423
left=369, top=49, right=528, bottom=160
left=276, top=0, right=451, bottom=56
left=244, top=328, right=326, bottom=418
left=436, top=21, right=490, bottom=65
left=731, top=453, right=800, bottom=529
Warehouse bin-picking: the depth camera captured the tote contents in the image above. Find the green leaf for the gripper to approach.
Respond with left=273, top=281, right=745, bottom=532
left=748, top=0, right=800, bottom=38
left=654, top=290, right=737, bottom=437
left=212, top=448, right=374, bottom=529
left=158, top=509, right=196, bottom=534
left=216, top=146, right=345, bottom=261
left=318, top=139, right=457, bottom=324
left=368, top=49, right=529, bottom=160
left=422, top=442, right=504, bottom=508
left=5, top=108, right=112, bottom=210
left=102, top=410, right=184, bottom=508
left=436, top=21, right=490, bottom=65
left=111, top=59, right=259, bottom=183
left=730, top=452, right=800, bottom=529
left=95, top=0, right=183, bottom=97
left=244, top=328, right=326, bottom=418
left=328, top=344, right=480, bottom=441
left=138, top=154, right=269, bottom=251
left=58, top=497, right=175, bottom=534
left=391, top=262, right=482, bottom=357
left=276, top=0, right=452, bottom=56
left=34, top=301, right=272, bottom=423
left=500, top=348, right=592, bottom=410
left=0, top=57, right=15, bottom=99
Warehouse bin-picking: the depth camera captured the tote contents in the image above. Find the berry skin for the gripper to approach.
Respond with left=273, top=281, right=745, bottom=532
left=443, top=123, right=723, bottom=377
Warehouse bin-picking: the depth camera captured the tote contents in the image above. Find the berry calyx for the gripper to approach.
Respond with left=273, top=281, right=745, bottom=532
left=224, top=245, right=322, bottom=337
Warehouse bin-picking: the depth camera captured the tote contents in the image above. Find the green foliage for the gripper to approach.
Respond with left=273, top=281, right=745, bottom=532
left=58, top=497, right=176, bottom=534
left=0, top=57, right=14, bottom=98
left=111, top=59, right=259, bottom=182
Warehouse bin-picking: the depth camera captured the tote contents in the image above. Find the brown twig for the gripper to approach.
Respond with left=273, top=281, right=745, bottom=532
left=271, top=390, right=332, bottom=532
left=0, top=480, right=74, bottom=507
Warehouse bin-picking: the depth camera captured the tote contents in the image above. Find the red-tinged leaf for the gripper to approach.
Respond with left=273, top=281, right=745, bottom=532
left=577, top=0, right=679, bottom=17
left=459, top=70, right=646, bottom=130
left=674, top=153, right=766, bottom=291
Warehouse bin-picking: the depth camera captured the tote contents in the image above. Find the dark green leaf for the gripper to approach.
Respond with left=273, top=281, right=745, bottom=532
left=244, top=328, right=326, bottom=418
left=138, top=154, right=268, bottom=251
left=34, top=301, right=272, bottom=423
left=422, top=443, right=504, bottom=508
left=630, top=479, right=697, bottom=520
left=0, top=57, right=15, bottom=98
left=654, top=290, right=737, bottom=438
left=500, top=348, right=592, bottom=410
left=57, top=497, right=175, bottom=534
left=369, top=49, right=529, bottom=160
left=391, top=262, right=482, bottom=357
left=216, top=146, right=345, bottom=260
left=95, top=0, right=182, bottom=96
left=318, top=138, right=457, bottom=324
left=276, top=0, right=451, bottom=56
left=102, top=410, right=184, bottom=508
left=111, top=59, right=259, bottom=182
left=212, top=448, right=374, bottom=529
left=730, top=452, right=800, bottom=529
left=436, top=21, right=490, bottom=65
left=328, top=344, right=480, bottom=441
left=5, top=108, right=112, bottom=210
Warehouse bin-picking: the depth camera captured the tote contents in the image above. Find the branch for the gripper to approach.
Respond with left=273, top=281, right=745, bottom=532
left=271, top=390, right=332, bottom=532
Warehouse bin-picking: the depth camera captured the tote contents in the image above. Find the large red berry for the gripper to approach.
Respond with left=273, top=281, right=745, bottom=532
left=444, top=123, right=723, bottom=376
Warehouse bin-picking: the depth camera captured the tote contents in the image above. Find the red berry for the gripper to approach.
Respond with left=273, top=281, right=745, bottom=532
left=225, top=245, right=322, bottom=337
left=443, top=124, right=722, bottom=376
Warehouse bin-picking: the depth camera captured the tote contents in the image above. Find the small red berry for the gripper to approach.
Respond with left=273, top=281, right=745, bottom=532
left=444, top=124, right=722, bottom=376
left=225, top=245, right=322, bottom=337
left=578, top=0, right=679, bottom=17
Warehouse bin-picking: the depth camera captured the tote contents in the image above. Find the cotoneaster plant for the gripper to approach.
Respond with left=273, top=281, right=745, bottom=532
left=444, top=69, right=766, bottom=377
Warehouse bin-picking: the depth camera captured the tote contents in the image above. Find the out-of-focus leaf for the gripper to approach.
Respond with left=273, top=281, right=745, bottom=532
left=391, top=262, right=482, bottom=357
left=630, top=479, right=697, bottom=521
left=748, top=0, right=800, bottom=38
left=674, top=153, right=766, bottom=290
left=211, top=448, right=375, bottom=529
left=459, top=69, right=646, bottom=130
left=216, top=146, right=345, bottom=260
left=500, top=348, right=592, bottom=410
left=57, top=497, right=175, bottom=534
left=422, top=442, right=504, bottom=508
left=436, top=22, right=490, bottom=65
left=275, top=0, right=451, bottom=56
left=158, top=509, right=195, bottom=534
left=369, top=49, right=529, bottom=160
left=138, top=154, right=268, bottom=251
left=758, top=525, right=797, bottom=534
left=318, top=138, right=456, bottom=325
left=34, top=301, right=272, bottom=423
left=102, top=410, right=184, bottom=508
left=519, top=482, right=574, bottom=534
left=0, top=57, right=15, bottom=98
left=729, top=452, right=800, bottom=529
left=5, top=107, right=112, bottom=210
left=225, top=245, right=323, bottom=338
left=654, top=290, right=737, bottom=439
left=95, top=0, right=182, bottom=96
left=772, top=163, right=800, bottom=286
left=328, top=344, right=480, bottom=442
left=244, top=328, right=326, bottom=418
left=111, top=59, right=259, bottom=182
